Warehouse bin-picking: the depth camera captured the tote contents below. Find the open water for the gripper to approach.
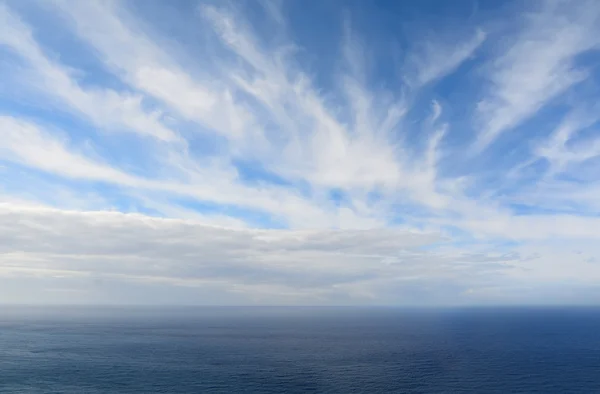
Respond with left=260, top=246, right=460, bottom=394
left=1, top=306, right=599, bottom=393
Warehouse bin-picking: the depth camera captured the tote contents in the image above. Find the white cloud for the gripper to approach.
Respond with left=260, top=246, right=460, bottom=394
left=50, top=0, right=252, bottom=140
left=0, top=203, right=519, bottom=304
left=411, top=29, right=486, bottom=86
left=0, top=3, right=179, bottom=142
left=535, top=109, right=600, bottom=174
left=475, top=0, right=600, bottom=151
left=199, top=3, right=450, bottom=212
left=459, top=213, right=600, bottom=241
left=0, top=115, right=385, bottom=229
left=431, top=100, right=442, bottom=123
left=0, top=116, right=136, bottom=183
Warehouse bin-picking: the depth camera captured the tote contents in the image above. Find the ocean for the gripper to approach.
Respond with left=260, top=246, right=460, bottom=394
left=1, top=306, right=599, bottom=393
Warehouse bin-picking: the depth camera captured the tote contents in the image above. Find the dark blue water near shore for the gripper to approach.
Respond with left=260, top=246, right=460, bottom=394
left=1, top=307, right=599, bottom=393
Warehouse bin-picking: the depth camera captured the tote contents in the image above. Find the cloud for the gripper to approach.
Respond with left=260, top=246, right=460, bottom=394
left=411, top=29, right=486, bottom=86
left=49, top=0, right=251, bottom=140
left=0, top=203, right=514, bottom=304
left=474, top=0, right=600, bottom=151
left=0, top=116, right=136, bottom=183
left=1, top=0, right=600, bottom=304
left=534, top=108, right=600, bottom=175
left=0, top=115, right=365, bottom=229
left=198, top=3, right=451, bottom=213
left=458, top=213, right=600, bottom=241
left=0, top=3, right=179, bottom=142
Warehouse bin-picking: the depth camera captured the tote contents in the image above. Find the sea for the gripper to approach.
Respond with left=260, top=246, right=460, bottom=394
left=1, top=306, right=599, bottom=393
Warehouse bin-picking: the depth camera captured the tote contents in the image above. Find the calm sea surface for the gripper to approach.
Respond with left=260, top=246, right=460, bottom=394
left=1, top=306, right=599, bottom=393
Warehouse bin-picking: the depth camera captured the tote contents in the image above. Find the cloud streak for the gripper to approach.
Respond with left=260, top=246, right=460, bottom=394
left=474, top=0, right=600, bottom=150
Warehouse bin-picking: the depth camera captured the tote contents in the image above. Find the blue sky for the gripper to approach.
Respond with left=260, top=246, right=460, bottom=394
left=1, top=0, right=600, bottom=305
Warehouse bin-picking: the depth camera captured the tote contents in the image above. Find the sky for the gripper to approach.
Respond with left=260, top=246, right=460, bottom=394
left=1, top=0, right=600, bottom=306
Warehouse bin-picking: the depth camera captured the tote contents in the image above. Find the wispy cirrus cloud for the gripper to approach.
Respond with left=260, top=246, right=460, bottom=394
left=474, top=0, right=600, bottom=151
left=410, top=28, right=486, bottom=86
left=49, top=0, right=251, bottom=140
left=0, top=3, right=179, bottom=142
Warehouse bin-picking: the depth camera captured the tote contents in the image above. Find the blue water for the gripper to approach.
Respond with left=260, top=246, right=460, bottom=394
left=1, top=307, right=599, bottom=393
